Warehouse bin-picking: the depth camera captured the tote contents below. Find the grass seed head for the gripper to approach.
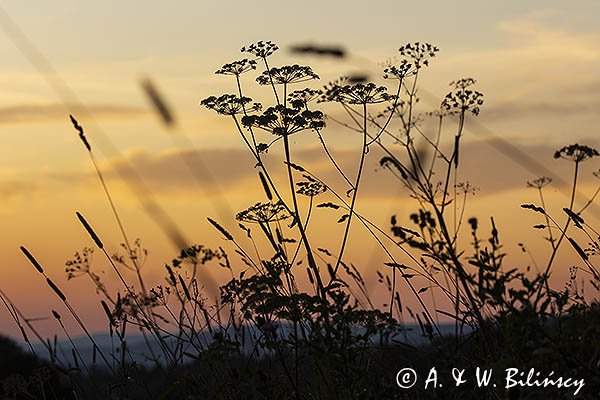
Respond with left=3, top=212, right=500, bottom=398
left=76, top=212, right=104, bottom=249
left=20, top=246, right=44, bottom=274
left=69, top=114, right=91, bottom=152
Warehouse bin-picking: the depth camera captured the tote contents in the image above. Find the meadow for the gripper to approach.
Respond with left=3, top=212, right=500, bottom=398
left=1, top=40, right=599, bottom=399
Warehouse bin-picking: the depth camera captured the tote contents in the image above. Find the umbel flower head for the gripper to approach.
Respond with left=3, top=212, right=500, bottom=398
left=383, top=59, right=416, bottom=80
left=376, top=99, right=408, bottom=120
left=296, top=175, right=327, bottom=197
left=236, top=201, right=290, bottom=224
left=200, top=94, right=261, bottom=116
left=215, top=58, right=257, bottom=76
left=383, top=60, right=417, bottom=79
left=554, top=144, right=599, bottom=162
left=441, top=78, right=484, bottom=116
left=256, top=65, right=319, bottom=85
left=65, top=247, right=94, bottom=280
left=527, top=176, right=552, bottom=189
left=398, top=42, right=439, bottom=69
left=241, top=40, right=279, bottom=58
left=288, top=88, right=322, bottom=109
left=241, top=104, right=325, bottom=136
left=322, top=79, right=394, bottom=105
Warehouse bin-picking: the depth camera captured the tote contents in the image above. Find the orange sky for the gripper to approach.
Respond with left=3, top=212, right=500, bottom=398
left=0, top=1, right=599, bottom=339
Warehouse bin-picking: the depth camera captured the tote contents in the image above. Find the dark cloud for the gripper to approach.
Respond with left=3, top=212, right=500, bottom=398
left=0, top=103, right=147, bottom=124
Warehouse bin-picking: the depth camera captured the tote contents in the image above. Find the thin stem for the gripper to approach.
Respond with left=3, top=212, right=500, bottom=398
left=235, top=74, right=258, bottom=151
left=536, top=160, right=580, bottom=300
left=263, top=57, right=280, bottom=105
left=315, top=127, right=353, bottom=187
left=89, top=152, right=148, bottom=295
left=333, top=102, right=368, bottom=277
left=282, top=133, right=324, bottom=297
left=427, top=114, right=444, bottom=181
left=538, top=187, right=556, bottom=250
left=290, top=195, right=314, bottom=266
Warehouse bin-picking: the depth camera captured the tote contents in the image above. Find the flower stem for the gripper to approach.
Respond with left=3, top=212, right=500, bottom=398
left=333, top=103, right=368, bottom=277
left=282, top=133, right=324, bottom=297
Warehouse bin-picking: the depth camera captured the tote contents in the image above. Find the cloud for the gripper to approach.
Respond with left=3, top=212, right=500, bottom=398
left=564, top=79, right=600, bottom=98
left=103, top=147, right=258, bottom=189
left=496, top=13, right=600, bottom=62
left=421, top=13, right=600, bottom=140
left=0, top=103, right=147, bottom=124
left=0, top=180, right=39, bottom=200
left=480, top=100, right=600, bottom=121
left=437, top=12, right=600, bottom=99
left=69, top=138, right=600, bottom=202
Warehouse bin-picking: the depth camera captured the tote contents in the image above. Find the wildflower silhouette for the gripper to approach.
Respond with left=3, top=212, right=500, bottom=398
left=296, top=176, right=327, bottom=197
left=64, top=247, right=94, bottom=280
left=241, top=104, right=325, bottom=136
left=287, top=88, right=322, bottom=108
left=200, top=94, right=261, bottom=116
left=527, top=176, right=552, bottom=189
left=554, top=143, right=599, bottom=162
left=256, top=65, right=319, bottom=85
left=383, top=59, right=416, bottom=80
left=399, top=42, right=439, bottom=68
left=173, top=244, right=223, bottom=267
left=215, top=58, right=257, bottom=76
left=6, top=39, right=600, bottom=400
left=441, top=78, right=484, bottom=116
left=235, top=201, right=290, bottom=224
left=241, top=40, right=279, bottom=58
left=527, top=176, right=555, bottom=247
left=322, top=81, right=394, bottom=105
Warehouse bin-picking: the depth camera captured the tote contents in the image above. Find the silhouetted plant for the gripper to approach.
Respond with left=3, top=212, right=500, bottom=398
left=2, top=39, right=599, bottom=400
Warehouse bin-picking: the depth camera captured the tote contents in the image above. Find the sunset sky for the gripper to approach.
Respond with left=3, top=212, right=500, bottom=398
left=0, top=0, right=599, bottom=339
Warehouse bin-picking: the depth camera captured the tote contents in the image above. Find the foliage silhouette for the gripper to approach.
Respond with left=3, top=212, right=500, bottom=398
left=1, top=40, right=599, bottom=399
